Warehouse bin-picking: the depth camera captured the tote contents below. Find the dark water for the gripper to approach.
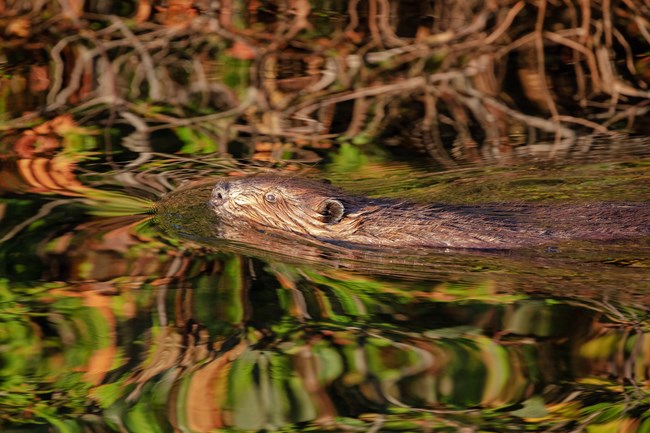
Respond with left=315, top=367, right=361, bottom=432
left=3, top=1, right=650, bottom=432
left=1, top=151, right=650, bottom=432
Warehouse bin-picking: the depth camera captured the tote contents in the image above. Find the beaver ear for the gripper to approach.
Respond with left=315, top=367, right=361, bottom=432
left=319, top=199, right=345, bottom=224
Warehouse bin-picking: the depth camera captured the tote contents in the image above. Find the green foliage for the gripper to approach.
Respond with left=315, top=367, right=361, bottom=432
left=175, top=126, right=218, bottom=154
left=221, top=57, right=251, bottom=91
left=329, top=142, right=370, bottom=172
left=510, top=396, right=549, bottom=419
left=0, top=284, right=92, bottom=426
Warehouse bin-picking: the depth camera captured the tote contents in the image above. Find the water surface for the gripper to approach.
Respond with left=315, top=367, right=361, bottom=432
left=1, top=150, right=650, bottom=432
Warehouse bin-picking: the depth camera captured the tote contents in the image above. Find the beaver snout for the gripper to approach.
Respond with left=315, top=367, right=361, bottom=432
left=210, top=182, right=230, bottom=206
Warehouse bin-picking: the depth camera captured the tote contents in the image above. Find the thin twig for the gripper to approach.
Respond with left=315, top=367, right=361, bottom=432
left=484, top=1, right=526, bottom=45
left=1, top=199, right=72, bottom=243
left=110, top=16, right=163, bottom=100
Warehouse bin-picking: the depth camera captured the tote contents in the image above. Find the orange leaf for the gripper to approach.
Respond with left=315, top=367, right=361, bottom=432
left=135, top=0, right=153, bottom=23
left=32, top=114, right=77, bottom=135
left=227, top=40, right=257, bottom=60
left=29, top=65, right=50, bottom=93
left=6, top=18, right=30, bottom=37
left=155, top=0, right=197, bottom=28
left=14, top=135, right=38, bottom=158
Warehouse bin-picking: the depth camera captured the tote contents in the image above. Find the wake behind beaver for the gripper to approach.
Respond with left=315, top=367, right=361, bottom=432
left=208, top=175, right=650, bottom=250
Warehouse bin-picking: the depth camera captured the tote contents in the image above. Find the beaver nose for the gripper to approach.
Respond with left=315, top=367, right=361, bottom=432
left=211, top=182, right=230, bottom=205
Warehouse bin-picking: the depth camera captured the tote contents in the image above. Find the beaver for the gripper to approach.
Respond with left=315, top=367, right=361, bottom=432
left=208, top=175, right=650, bottom=250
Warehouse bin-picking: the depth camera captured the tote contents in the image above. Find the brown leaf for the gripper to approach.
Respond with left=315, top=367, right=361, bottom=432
left=35, top=137, right=62, bottom=153
left=62, top=0, right=84, bottom=18
left=50, top=114, right=78, bottom=135
left=345, top=31, right=364, bottom=44
left=135, top=0, right=153, bottom=23
left=50, top=157, right=85, bottom=191
left=6, top=18, right=30, bottom=37
left=14, top=135, right=38, bottom=158
left=251, top=153, right=276, bottom=162
left=226, top=40, right=257, bottom=60
left=254, top=141, right=278, bottom=152
left=29, top=65, right=50, bottom=93
left=32, top=114, right=77, bottom=135
left=155, top=0, right=197, bottom=28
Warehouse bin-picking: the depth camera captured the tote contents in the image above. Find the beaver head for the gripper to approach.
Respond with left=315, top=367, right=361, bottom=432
left=209, top=175, right=367, bottom=240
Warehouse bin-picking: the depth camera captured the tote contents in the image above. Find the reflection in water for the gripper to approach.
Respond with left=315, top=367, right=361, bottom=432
left=2, top=1, right=650, bottom=425
left=3, top=246, right=650, bottom=431
left=1, top=155, right=649, bottom=432
left=4, top=0, right=650, bottom=429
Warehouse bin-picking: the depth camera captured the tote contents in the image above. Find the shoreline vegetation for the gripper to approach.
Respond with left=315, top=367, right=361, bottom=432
left=2, top=0, right=650, bottom=166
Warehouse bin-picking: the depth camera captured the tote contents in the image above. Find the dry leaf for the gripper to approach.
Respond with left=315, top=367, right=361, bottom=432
left=14, top=135, right=39, bottom=158
left=62, top=0, right=84, bottom=18
left=155, top=0, right=197, bottom=28
left=254, top=141, right=278, bottom=152
left=226, top=40, right=257, bottom=60
left=29, top=65, right=50, bottom=93
left=6, top=18, right=30, bottom=37
left=32, top=114, right=77, bottom=135
left=135, top=0, right=153, bottom=23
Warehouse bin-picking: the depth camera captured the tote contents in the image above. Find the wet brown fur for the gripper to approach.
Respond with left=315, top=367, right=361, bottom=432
left=209, top=175, right=650, bottom=250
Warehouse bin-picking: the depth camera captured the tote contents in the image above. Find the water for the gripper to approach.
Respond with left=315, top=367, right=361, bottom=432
left=1, top=149, right=649, bottom=432
left=2, top=1, right=650, bottom=431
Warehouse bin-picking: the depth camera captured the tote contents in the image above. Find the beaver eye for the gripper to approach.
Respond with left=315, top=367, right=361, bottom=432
left=264, top=193, right=277, bottom=203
